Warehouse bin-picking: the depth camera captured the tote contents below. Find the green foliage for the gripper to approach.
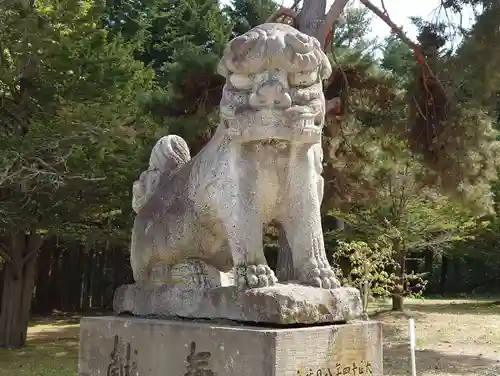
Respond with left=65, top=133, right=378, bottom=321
left=0, top=0, right=157, bottom=243
left=321, top=7, right=406, bottom=207
left=332, top=6, right=377, bottom=55
left=331, top=153, right=477, bottom=249
left=223, top=0, right=278, bottom=36
left=101, top=0, right=158, bottom=41
left=140, top=0, right=232, bottom=143
left=380, top=35, right=415, bottom=87
left=333, top=239, right=396, bottom=296
left=403, top=15, right=500, bottom=215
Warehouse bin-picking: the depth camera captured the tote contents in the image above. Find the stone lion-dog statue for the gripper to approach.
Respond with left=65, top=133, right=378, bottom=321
left=130, top=23, right=340, bottom=290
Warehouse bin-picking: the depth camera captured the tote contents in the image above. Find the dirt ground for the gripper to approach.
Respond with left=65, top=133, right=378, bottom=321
left=372, top=299, right=500, bottom=376
left=0, top=298, right=498, bottom=375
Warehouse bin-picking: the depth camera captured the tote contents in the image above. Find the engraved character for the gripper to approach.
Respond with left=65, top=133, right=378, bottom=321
left=106, top=335, right=138, bottom=376
left=351, top=362, right=358, bottom=376
left=184, top=341, right=215, bottom=376
left=335, top=363, right=342, bottom=376
left=107, top=335, right=121, bottom=376
left=365, top=361, right=373, bottom=375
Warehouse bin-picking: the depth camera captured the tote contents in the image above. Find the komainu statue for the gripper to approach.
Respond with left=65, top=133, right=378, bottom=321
left=130, top=23, right=340, bottom=290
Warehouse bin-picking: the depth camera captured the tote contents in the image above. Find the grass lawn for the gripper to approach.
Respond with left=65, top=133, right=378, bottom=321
left=0, top=299, right=498, bottom=376
left=0, top=316, right=80, bottom=376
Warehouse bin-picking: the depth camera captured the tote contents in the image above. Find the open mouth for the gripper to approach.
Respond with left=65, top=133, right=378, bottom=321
left=251, top=106, right=320, bottom=129
left=224, top=106, right=323, bottom=143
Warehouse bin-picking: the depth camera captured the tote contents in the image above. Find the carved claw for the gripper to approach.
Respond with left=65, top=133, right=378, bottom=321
left=236, top=264, right=278, bottom=289
left=298, top=264, right=341, bottom=289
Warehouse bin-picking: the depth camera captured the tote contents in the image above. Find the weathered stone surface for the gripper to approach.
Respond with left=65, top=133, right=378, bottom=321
left=79, top=316, right=383, bottom=376
left=149, top=260, right=235, bottom=288
left=129, top=23, right=342, bottom=290
left=114, top=281, right=362, bottom=325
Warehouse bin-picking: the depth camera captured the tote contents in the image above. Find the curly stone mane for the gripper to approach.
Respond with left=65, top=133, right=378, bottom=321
left=217, top=23, right=332, bottom=78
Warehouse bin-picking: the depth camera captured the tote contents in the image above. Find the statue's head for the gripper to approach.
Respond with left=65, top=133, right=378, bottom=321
left=217, top=23, right=332, bottom=143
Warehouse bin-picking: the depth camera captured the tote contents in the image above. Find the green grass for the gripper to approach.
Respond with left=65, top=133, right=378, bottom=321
left=0, top=318, right=79, bottom=376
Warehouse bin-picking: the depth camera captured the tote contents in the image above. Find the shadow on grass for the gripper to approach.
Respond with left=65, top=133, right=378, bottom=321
left=384, top=343, right=500, bottom=375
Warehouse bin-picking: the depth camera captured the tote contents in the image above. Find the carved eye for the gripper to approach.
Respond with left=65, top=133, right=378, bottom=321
left=289, top=70, right=318, bottom=87
left=229, top=74, right=253, bottom=90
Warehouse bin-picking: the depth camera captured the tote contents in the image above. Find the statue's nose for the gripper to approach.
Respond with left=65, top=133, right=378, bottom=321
left=249, top=81, right=292, bottom=109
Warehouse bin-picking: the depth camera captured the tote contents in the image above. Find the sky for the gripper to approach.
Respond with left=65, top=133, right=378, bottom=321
left=220, top=0, right=477, bottom=42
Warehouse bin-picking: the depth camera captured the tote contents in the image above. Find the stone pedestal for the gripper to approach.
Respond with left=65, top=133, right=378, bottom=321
left=79, top=316, right=383, bottom=376
left=114, top=283, right=362, bottom=325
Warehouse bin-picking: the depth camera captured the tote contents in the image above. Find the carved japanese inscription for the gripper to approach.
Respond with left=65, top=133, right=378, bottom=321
left=184, top=341, right=216, bottom=376
left=106, top=335, right=138, bottom=376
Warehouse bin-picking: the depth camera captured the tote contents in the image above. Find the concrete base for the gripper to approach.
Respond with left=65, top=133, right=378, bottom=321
left=79, top=316, right=383, bottom=376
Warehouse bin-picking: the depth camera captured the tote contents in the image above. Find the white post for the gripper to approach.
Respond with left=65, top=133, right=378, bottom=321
left=409, top=318, right=417, bottom=376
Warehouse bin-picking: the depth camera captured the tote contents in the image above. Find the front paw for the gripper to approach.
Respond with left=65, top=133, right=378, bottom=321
left=236, top=264, right=278, bottom=289
left=298, top=265, right=341, bottom=289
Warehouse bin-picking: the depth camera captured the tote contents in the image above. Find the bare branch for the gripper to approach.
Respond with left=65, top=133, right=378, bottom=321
left=380, top=0, right=389, bottom=16
left=358, top=0, right=418, bottom=50
left=358, top=0, right=447, bottom=94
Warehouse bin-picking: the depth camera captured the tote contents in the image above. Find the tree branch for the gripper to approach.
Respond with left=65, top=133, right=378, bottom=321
left=358, top=0, right=446, bottom=94
left=358, top=0, right=418, bottom=50
left=324, top=0, right=350, bottom=31
left=322, top=0, right=351, bottom=52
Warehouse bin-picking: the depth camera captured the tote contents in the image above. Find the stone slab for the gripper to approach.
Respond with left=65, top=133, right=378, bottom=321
left=79, top=316, right=383, bottom=376
left=113, top=283, right=362, bottom=325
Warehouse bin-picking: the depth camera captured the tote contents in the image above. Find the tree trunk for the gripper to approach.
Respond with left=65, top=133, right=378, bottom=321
left=423, top=248, right=434, bottom=274
left=32, top=242, right=51, bottom=314
left=297, top=0, right=328, bottom=43
left=391, top=241, right=406, bottom=311
left=48, top=247, right=63, bottom=310
left=440, top=255, right=448, bottom=296
left=74, top=247, right=84, bottom=311
left=0, top=232, right=42, bottom=348
left=81, top=248, right=92, bottom=311
left=391, top=294, right=404, bottom=311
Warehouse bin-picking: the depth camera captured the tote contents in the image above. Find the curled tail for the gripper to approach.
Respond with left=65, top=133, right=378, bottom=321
left=132, top=135, right=191, bottom=213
